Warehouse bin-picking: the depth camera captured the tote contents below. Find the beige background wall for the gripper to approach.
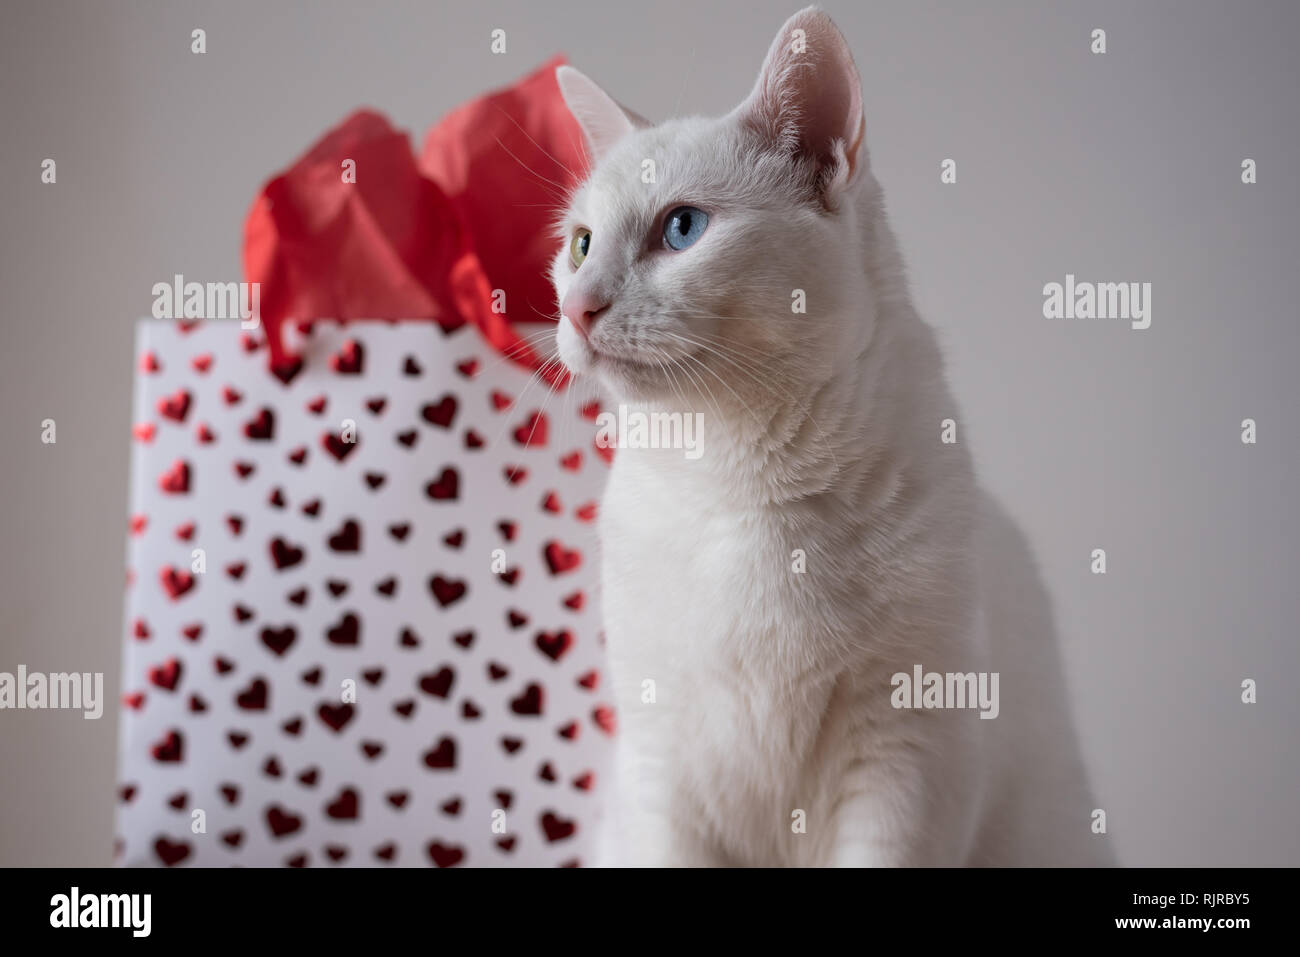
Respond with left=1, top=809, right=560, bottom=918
left=2, top=0, right=1297, bottom=865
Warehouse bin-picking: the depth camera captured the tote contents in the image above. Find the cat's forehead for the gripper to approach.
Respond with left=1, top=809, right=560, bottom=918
left=571, top=116, right=750, bottom=219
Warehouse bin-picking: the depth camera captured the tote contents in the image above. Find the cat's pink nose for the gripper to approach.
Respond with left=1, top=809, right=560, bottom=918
left=560, top=290, right=610, bottom=341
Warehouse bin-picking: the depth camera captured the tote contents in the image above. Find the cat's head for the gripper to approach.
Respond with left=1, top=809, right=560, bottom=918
left=551, top=7, right=881, bottom=408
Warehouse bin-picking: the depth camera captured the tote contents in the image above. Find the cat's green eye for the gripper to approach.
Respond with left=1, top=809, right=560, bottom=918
left=570, top=228, right=592, bottom=267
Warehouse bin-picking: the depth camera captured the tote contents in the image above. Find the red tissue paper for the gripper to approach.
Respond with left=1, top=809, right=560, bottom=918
left=242, top=56, right=588, bottom=383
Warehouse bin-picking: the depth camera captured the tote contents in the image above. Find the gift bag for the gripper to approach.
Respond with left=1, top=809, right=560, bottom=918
left=115, top=59, right=615, bottom=867
left=117, top=319, right=612, bottom=867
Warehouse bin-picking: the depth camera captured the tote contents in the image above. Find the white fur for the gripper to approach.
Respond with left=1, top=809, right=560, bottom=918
left=551, top=8, right=1111, bottom=866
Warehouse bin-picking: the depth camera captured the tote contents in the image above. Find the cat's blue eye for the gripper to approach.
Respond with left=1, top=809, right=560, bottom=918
left=663, top=206, right=708, bottom=251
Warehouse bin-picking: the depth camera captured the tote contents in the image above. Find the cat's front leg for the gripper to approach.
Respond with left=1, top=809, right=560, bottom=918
left=828, top=762, right=943, bottom=867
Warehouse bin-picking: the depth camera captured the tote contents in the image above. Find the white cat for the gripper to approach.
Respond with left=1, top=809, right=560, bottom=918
left=551, top=7, right=1112, bottom=866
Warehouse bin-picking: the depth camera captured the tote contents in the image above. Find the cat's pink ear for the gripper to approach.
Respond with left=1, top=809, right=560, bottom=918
left=734, top=7, right=866, bottom=196
left=556, top=65, right=648, bottom=162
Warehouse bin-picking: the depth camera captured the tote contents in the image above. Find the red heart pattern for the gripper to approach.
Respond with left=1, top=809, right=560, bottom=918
left=118, top=321, right=612, bottom=867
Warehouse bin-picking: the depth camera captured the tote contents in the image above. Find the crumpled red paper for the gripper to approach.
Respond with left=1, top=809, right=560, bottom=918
left=242, top=56, right=588, bottom=383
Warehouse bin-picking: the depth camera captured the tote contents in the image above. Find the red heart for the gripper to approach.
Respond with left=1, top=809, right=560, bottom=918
left=214, top=656, right=235, bottom=674
left=387, top=791, right=409, bottom=808
left=399, top=628, right=421, bottom=648
left=535, top=630, right=574, bottom=662
left=157, top=389, right=192, bottom=423
left=452, top=631, right=474, bottom=649
left=510, top=683, right=544, bottom=716
left=225, top=514, right=243, bottom=536
left=317, top=702, right=356, bottom=732
left=269, top=537, right=305, bottom=570
left=182, top=623, right=203, bottom=641
left=366, top=396, right=387, bottom=415
left=427, top=842, right=465, bottom=868
left=148, top=658, right=183, bottom=691
left=327, top=519, right=361, bottom=552
left=580, top=401, right=602, bottom=420
left=540, top=811, right=577, bottom=842
left=132, top=422, right=156, bottom=443
left=158, top=460, right=190, bottom=494
left=560, top=451, right=582, bottom=471
left=151, top=730, right=183, bottom=763
left=364, top=472, right=386, bottom=489
left=221, top=830, right=244, bottom=848
left=507, top=610, right=528, bottom=629
left=301, top=499, right=322, bottom=517
left=321, top=430, right=358, bottom=461
left=306, top=395, right=327, bottom=415
left=122, top=692, right=145, bottom=710
left=393, top=699, right=415, bottom=717
left=421, top=395, right=458, bottom=428
left=154, top=837, right=191, bottom=866
left=543, top=541, right=582, bottom=575
left=503, top=465, right=528, bottom=485
left=174, top=521, right=196, bottom=541
left=423, top=737, right=456, bottom=769
left=418, top=667, right=455, bottom=698
left=139, top=350, right=161, bottom=373
left=388, top=523, right=411, bottom=541
left=374, top=576, right=396, bottom=596
left=490, top=391, right=513, bottom=411
left=513, top=411, right=548, bottom=447
left=494, top=790, right=513, bottom=809
left=133, top=619, right=151, bottom=640
left=234, top=461, right=256, bottom=479
left=464, top=429, right=484, bottom=449
left=425, top=467, right=459, bottom=501
left=402, top=355, right=422, bottom=376
left=270, top=356, right=304, bottom=385
left=361, top=741, right=384, bottom=759
left=429, top=575, right=467, bottom=607
left=300, top=667, right=322, bottom=685
left=220, top=785, right=240, bottom=804
left=593, top=705, right=617, bottom=735
left=195, top=422, right=217, bottom=444
left=228, top=731, right=249, bottom=749
left=159, top=566, right=195, bottom=600
left=396, top=429, right=418, bottom=448
left=221, top=385, right=243, bottom=405
left=330, top=339, right=364, bottom=374
left=259, top=626, right=297, bottom=656
left=263, top=757, right=282, bottom=778
left=265, top=805, right=303, bottom=838
left=541, top=491, right=562, bottom=514
left=286, top=587, right=308, bottom=606
left=572, top=772, right=595, bottom=791
left=235, top=677, right=268, bottom=710
left=496, top=837, right=517, bottom=853
left=575, top=502, right=599, bottom=522
left=325, top=787, right=360, bottom=820
left=129, top=514, right=148, bottom=536
left=557, top=722, right=579, bottom=741
left=497, top=521, right=517, bottom=541
left=562, top=591, right=585, bottom=611
left=374, top=843, right=397, bottom=862
left=282, top=717, right=303, bottom=736
left=326, top=612, right=360, bottom=645
left=440, top=798, right=462, bottom=816
left=462, top=700, right=482, bottom=719
left=538, top=762, right=557, bottom=782
left=288, top=446, right=308, bottom=465
left=443, top=529, right=464, bottom=548
left=325, top=846, right=348, bottom=862
left=190, top=352, right=213, bottom=373
left=243, top=407, right=275, bottom=440
left=500, top=737, right=523, bottom=754
left=224, top=561, right=245, bottom=579
left=456, top=358, right=480, bottom=378
left=233, top=603, right=254, bottom=622
left=297, top=768, right=318, bottom=786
